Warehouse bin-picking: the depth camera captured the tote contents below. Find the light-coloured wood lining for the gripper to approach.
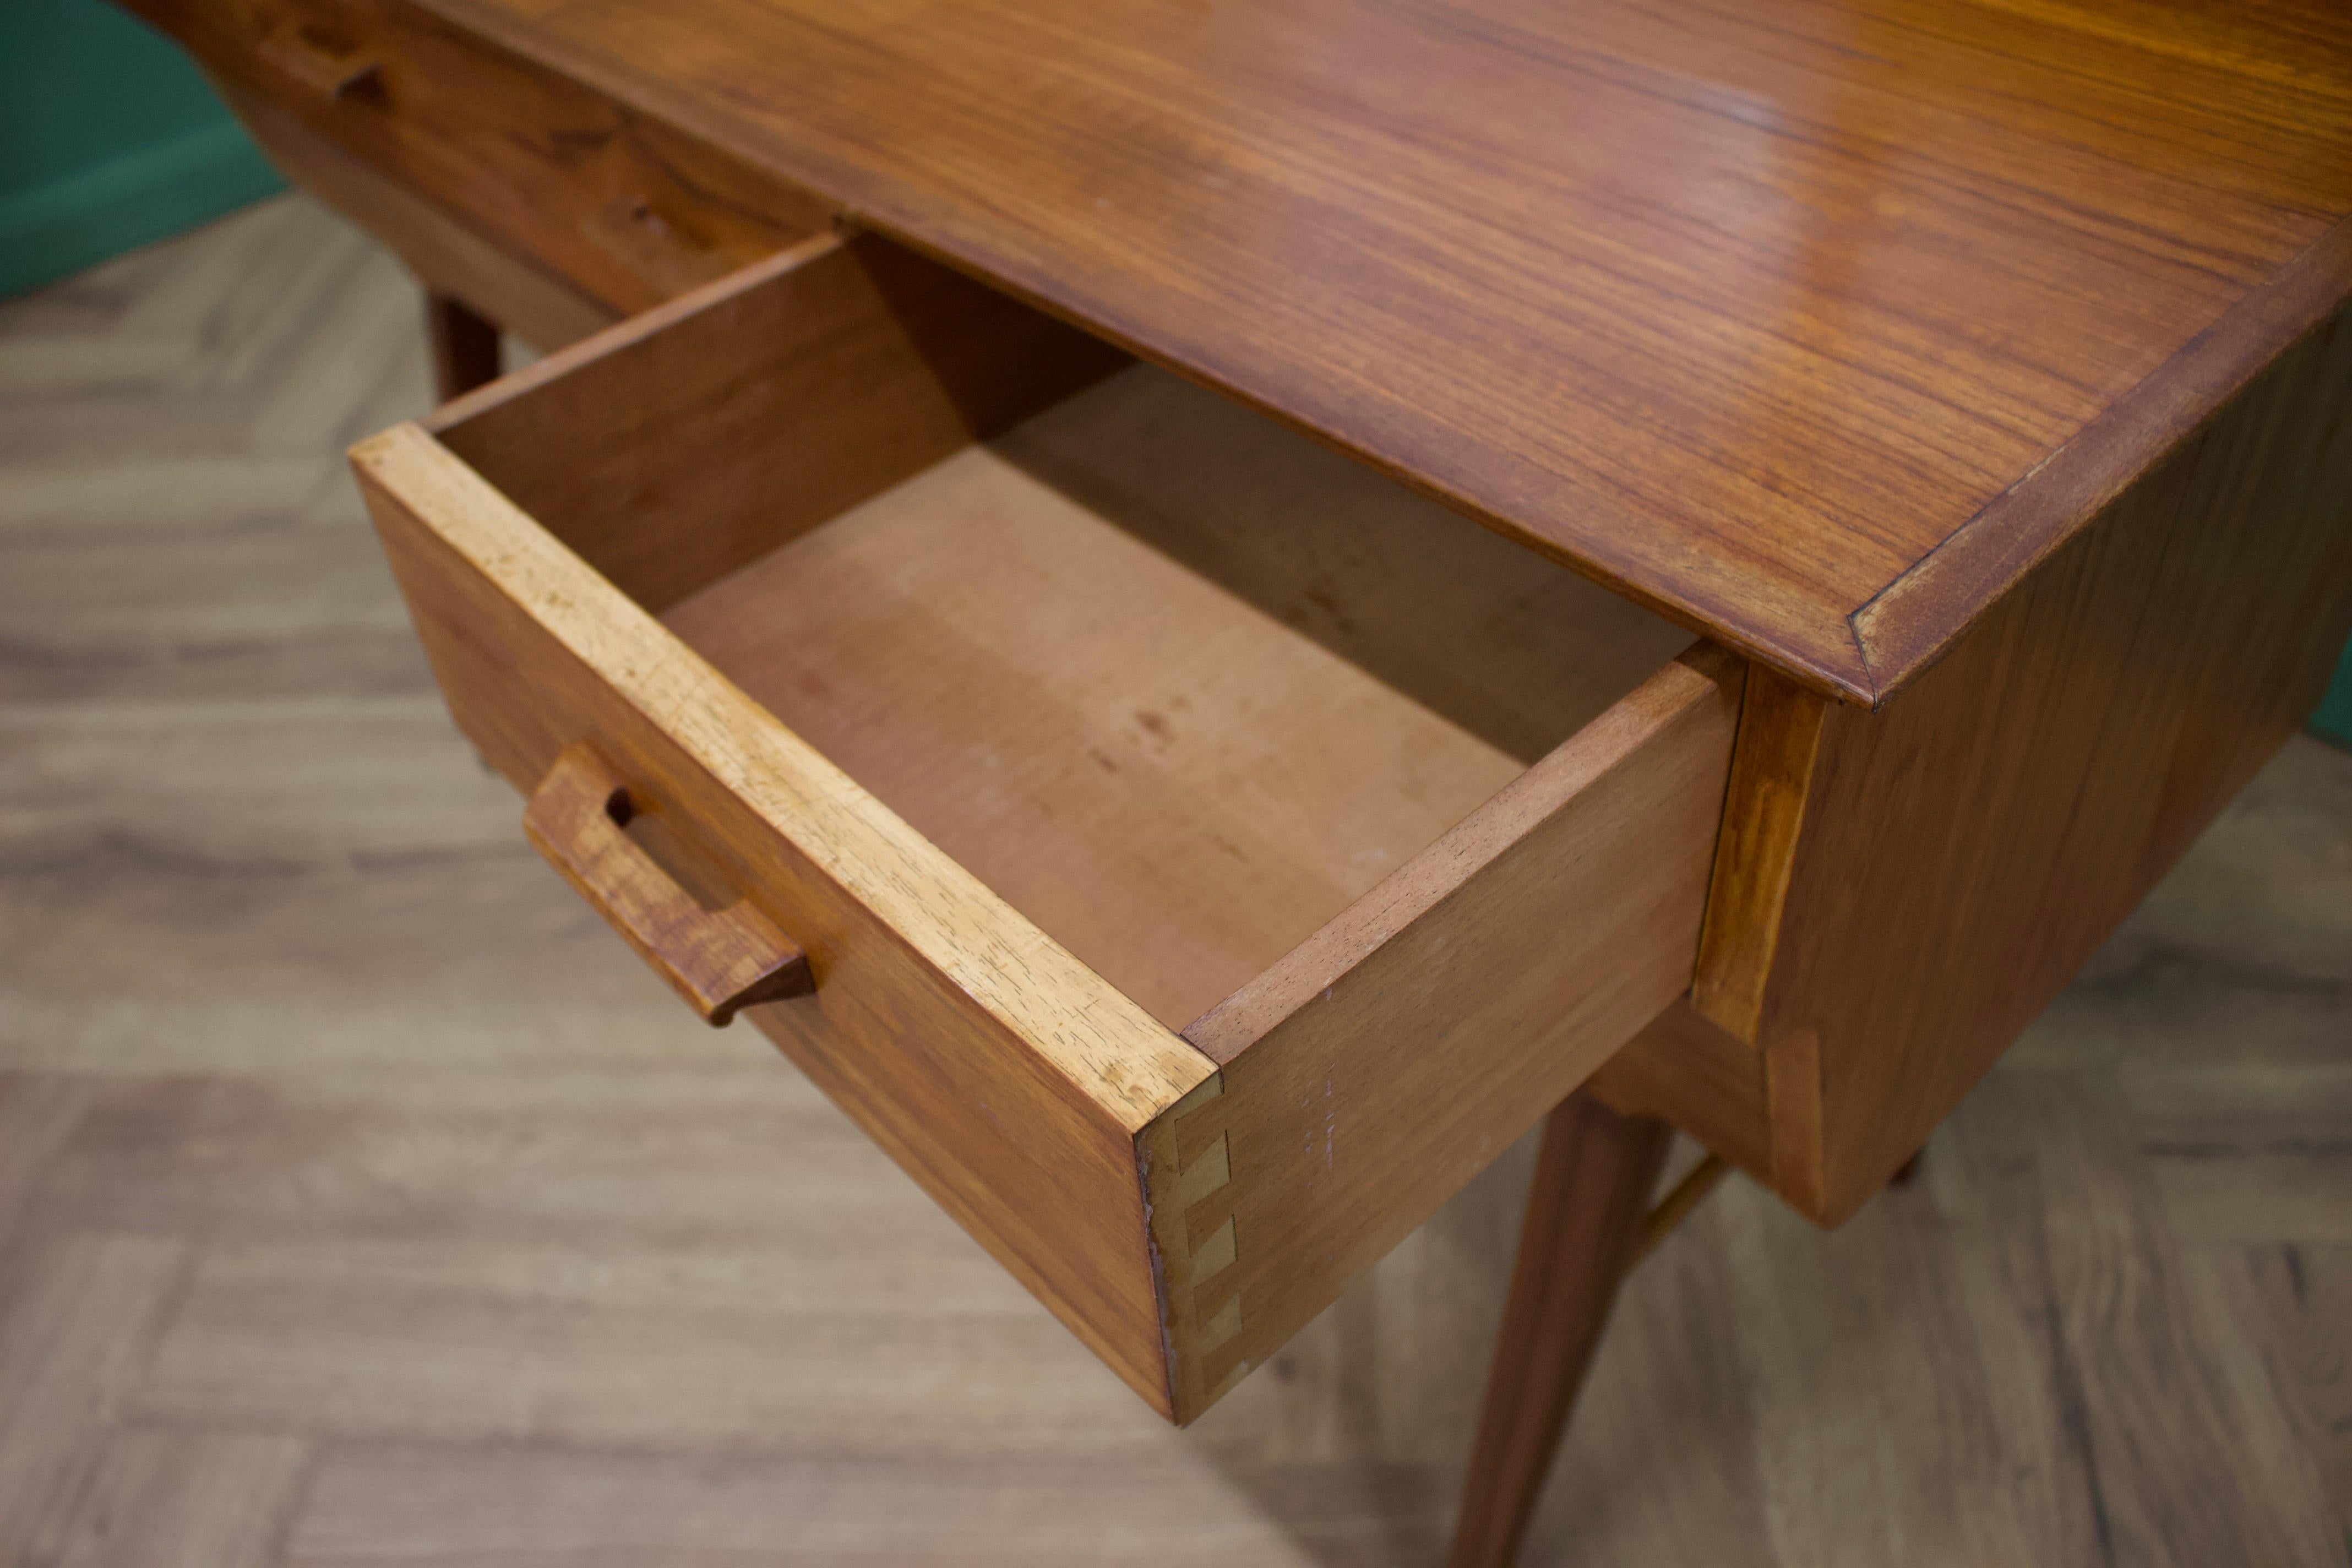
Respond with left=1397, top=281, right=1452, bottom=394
left=663, top=366, right=1690, bottom=1030
left=1157, top=646, right=1741, bottom=1420
left=979, top=367, right=1696, bottom=768
left=352, top=421, right=1215, bottom=1415
left=432, top=230, right=1129, bottom=613
left=355, top=426, right=1212, bottom=1123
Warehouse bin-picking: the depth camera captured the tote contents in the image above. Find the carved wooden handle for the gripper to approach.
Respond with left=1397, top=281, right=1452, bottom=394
left=584, top=194, right=733, bottom=293
left=258, top=26, right=383, bottom=101
left=523, top=744, right=813, bottom=1026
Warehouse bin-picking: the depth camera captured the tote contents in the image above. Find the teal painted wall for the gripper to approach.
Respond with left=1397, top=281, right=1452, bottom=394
left=2315, top=641, right=2352, bottom=749
left=1, top=0, right=283, bottom=297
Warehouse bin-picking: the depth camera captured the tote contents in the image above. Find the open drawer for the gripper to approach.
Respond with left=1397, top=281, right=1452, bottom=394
left=351, top=231, right=1741, bottom=1424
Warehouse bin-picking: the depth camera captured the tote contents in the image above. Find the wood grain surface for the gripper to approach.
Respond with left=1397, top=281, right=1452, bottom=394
left=211, top=73, right=620, bottom=352
left=521, top=743, right=814, bottom=1026
left=302, top=0, right=2352, bottom=701
left=432, top=230, right=1128, bottom=615
left=420, top=291, right=498, bottom=401
left=1589, top=1000, right=1773, bottom=1185
left=4, top=192, right=2348, bottom=1567
left=374, top=230, right=1715, bottom=1420
left=1445, top=1095, right=1673, bottom=1568
left=120, top=0, right=837, bottom=318
left=357, top=416, right=1219, bottom=1415
left=1740, top=301, right=2352, bottom=1221
left=1164, top=649, right=1735, bottom=1417
left=663, top=362, right=1688, bottom=1029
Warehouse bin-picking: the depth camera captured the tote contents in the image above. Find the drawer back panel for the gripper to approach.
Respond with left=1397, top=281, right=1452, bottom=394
left=431, top=232, right=1128, bottom=612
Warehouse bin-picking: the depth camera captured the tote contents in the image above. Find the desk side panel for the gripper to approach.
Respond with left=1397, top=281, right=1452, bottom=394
left=1754, top=308, right=2352, bottom=1221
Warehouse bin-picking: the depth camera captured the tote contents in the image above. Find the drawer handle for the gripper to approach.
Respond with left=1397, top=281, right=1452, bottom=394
left=523, top=744, right=813, bottom=1026
left=258, top=26, right=383, bottom=101
left=584, top=194, right=728, bottom=292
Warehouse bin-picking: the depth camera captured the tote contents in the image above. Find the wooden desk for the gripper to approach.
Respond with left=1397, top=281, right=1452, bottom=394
left=119, top=0, right=2352, bottom=1559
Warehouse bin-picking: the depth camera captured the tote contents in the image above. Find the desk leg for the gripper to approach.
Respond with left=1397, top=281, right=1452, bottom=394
left=1446, top=1091, right=1671, bottom=1568
left=425, top=292, right=503, bottom=402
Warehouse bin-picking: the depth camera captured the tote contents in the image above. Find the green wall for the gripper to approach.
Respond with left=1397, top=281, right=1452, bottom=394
left=1, top=0, right=282, bottom=297
left=2316, top=642, right=2352, bottom=749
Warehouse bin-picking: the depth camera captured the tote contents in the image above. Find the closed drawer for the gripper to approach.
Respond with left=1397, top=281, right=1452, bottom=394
left=351, top=232, right=1740, bottom=1423
left=128, top=0, right=833, bottom=314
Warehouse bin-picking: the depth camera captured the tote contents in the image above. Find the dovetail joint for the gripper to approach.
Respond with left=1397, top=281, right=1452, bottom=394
left=1144, top=1075, right=1250, bottom=1415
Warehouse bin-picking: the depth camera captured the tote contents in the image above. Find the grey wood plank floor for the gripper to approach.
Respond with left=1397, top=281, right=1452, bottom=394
left=1, top=194, right=2346, bottom=1568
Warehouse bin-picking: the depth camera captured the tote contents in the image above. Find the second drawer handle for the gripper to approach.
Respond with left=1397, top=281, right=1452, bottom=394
left=258, top=25, right=383, bottom=101
left=582, top=194, right=732, bottom=293
left=524, top=744, right=813, bottom=1026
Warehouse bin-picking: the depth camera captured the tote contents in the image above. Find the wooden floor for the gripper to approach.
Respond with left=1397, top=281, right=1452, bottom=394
left=2, top=196, right=2346, bottom=1567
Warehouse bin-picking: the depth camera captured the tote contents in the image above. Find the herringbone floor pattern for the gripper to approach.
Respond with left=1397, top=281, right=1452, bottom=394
left=1, top=195, right=2347, bottom=1566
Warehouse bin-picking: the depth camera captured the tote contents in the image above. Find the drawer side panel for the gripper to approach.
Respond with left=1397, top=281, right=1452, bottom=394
left=1158, top=646, right=1740, bottom=1421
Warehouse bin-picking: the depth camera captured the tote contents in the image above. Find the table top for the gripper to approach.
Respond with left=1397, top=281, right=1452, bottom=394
left=429, top=0, right=2352, bottom=704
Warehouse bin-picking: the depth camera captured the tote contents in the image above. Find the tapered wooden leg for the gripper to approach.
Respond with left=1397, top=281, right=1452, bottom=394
left=1446, top=1091, right=1673, bottom=1568
left=424, top=291, right=502, bottom=401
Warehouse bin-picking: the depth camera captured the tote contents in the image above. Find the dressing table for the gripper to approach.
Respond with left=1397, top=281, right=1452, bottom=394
left=116, top=1, right=2352, bottom=1560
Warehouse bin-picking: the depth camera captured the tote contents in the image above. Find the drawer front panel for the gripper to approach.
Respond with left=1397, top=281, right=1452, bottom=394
left=213, top=73, right=621, bottom=351
left=354, top=421, right=1215, bottom=1418
left=125, top=0, right=834, bottom=314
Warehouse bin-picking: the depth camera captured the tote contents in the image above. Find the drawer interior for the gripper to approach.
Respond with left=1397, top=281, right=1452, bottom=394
left=381, top=230, right=1735, bottom=1422
left=433, top=237, right=1694, bottom=1033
